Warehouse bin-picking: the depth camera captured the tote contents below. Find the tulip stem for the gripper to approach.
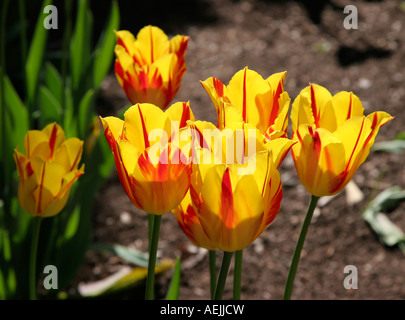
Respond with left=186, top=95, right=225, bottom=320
left=29, top=216, right=42, bottom=300
left=209, top=250, right=217, bottom=299
left=214, top=251, right=233, bottom=300
left=283, top=195, right=319, bottom=300
left=145, top=214, right=161, bottom=300
left=233, top=249, right=243, bottom=300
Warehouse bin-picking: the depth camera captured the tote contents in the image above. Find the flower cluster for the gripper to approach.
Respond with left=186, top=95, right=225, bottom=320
left=14, top=25, right=393, bottom=301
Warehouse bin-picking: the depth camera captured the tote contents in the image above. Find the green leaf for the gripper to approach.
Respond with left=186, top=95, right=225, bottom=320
left=78, top=89, right=95, bottom=139
left=70, top=0, right=93, bottom=91
left=362, top=187, right=405, bottom=249
left=39, top=85, right=63, bottom=125
left=165, top=257, right=181, bottom=300
left=89, top=243, right=149, bottom=268
left=1, top=73, right=28, bottom=149
left=63, top=87, right=77, bottom=138
left=77, top=260, right=174, bottom=298
left=92, top=0, right=120, bottom=90
left=371, top=140, right=405, bottom=154
left=44, top=62, right=63, bottom=103
left=25, top=0, right=52, bottom=110
left=64, top=205, right=81, bottom=241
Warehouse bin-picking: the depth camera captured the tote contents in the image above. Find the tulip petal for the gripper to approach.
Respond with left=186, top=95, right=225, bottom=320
left=123, top=103, right=171, bottom=150
left=292, top=125, right=346, bottom=196
left=164, top=101, right=195, bottom=129
left=133, top=25, right=170, bottom=65
left=131, top=144, right=190, bottom=215
left=172, top=190, right=216, bottom=250
left=115, top=30, right=137, bottom=58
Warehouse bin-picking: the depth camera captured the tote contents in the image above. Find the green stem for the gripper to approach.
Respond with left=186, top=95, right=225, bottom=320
left=29, top=217, right=42, bottom=300
left=213, top=251, right=233, bottom=300
left=209, top=250, right=217, bottom=299
left=233, top=249, right=243, bottom=300
left=284, top=195, right=320, bottom=300
left=145, top=214, right=161, bottom=300
left=148, top=214, right=154, bottom=252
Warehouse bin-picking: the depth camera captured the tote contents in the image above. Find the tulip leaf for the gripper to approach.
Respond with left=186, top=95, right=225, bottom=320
left=77, top=260, right=174, bottom=298
left=25, top=0, right=52, bottom=111
left=362, top=186, right=405, bottom=252
left=70, top=0, right=93, bottom=92
left=92, top=0, right=120, bottom=90
left=165, top=257, right=181, bottom=300
left=371, top=140, right=405, bottom=154
left=78, top=89, right=95, bottom=139
left=63, top=87, right=77, bottom=138
left=64, top=204, right=81, bottom=241
left=39, top=85, right=63, bottom=126
left=44, top=62, right=63, bottom=103
left=89, top=243, right=150, bottom=268
left=1, top=73, right=28, bottom=149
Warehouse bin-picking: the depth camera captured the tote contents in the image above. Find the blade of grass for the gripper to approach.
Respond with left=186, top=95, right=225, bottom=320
left=165, top=257, right=181, bottom=300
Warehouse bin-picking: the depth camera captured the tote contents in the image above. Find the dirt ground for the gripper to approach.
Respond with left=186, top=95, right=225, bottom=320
left=71, top=0, right=405, bottom=300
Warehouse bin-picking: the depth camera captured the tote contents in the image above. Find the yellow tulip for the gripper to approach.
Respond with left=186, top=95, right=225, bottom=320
left=183, top=121, right=295, bottom=252
left=100, top=102, right=194, bottom=215
left=201, top=67, right=290, bottom=140
left=114, top=25, right=189, bottom=109
left=290, top=83, right=393, bottom=197
left=13, top=123, right=85, bottom=217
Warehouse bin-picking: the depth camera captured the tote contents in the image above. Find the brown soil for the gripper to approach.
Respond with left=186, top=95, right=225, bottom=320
left=72, top=0, right=405, bottom=300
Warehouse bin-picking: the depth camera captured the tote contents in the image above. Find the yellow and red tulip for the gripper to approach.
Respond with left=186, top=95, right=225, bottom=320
left=201, top=67, right=290, bottom=140
left=114, top=25, right=189, bottom=109
left=100, top=102, right=195, bottom=215
left=290, top=83, right=393, bottom=197
left=13, top=123, right=85, bottom=217
left=182, top=121, right=295, bottom=252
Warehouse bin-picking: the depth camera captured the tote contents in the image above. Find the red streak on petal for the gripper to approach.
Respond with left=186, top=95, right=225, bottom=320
left=49, top=123, right=58, bottom=159
left=26, top=162, right=34, bottom=176
left=36, top=163, right=46, bottom=214
left=137, top=105, right=150, bottom=149
left=221, top=167, right=234, bottom=229
left=346, top=117, right=365, bottom=172
left=179, top=102, right=191, bottom=128
left=347, top=92, right=353, bottom=120
left=309, top=126, right=321, bottom=157
left=242, top=68, right=247, bottom=122
left=310, top=84, right=320, bottom=127
left=213, top=78, right=224, bottom=97
left=269, top=80, right=283, bottom=125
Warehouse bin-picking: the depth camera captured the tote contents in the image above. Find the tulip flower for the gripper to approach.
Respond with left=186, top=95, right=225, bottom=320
left=284, top=83, right=393, bottom=300
left=187, top=124, right=294, bottom=252
left=13, top=123, right=84, bottom=300
left=100, top=101, right=194, bottom=215
left=201, top=67, right=290, bottom=140
left=13, top=123, right=85, bottom=218
left=290, top=83, right=393, bottom=197
left=181, top=121, right=295, bottom=299
left=114, top=25, right=189, bottom=109
left=100, top=101, right=194, bottom=299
